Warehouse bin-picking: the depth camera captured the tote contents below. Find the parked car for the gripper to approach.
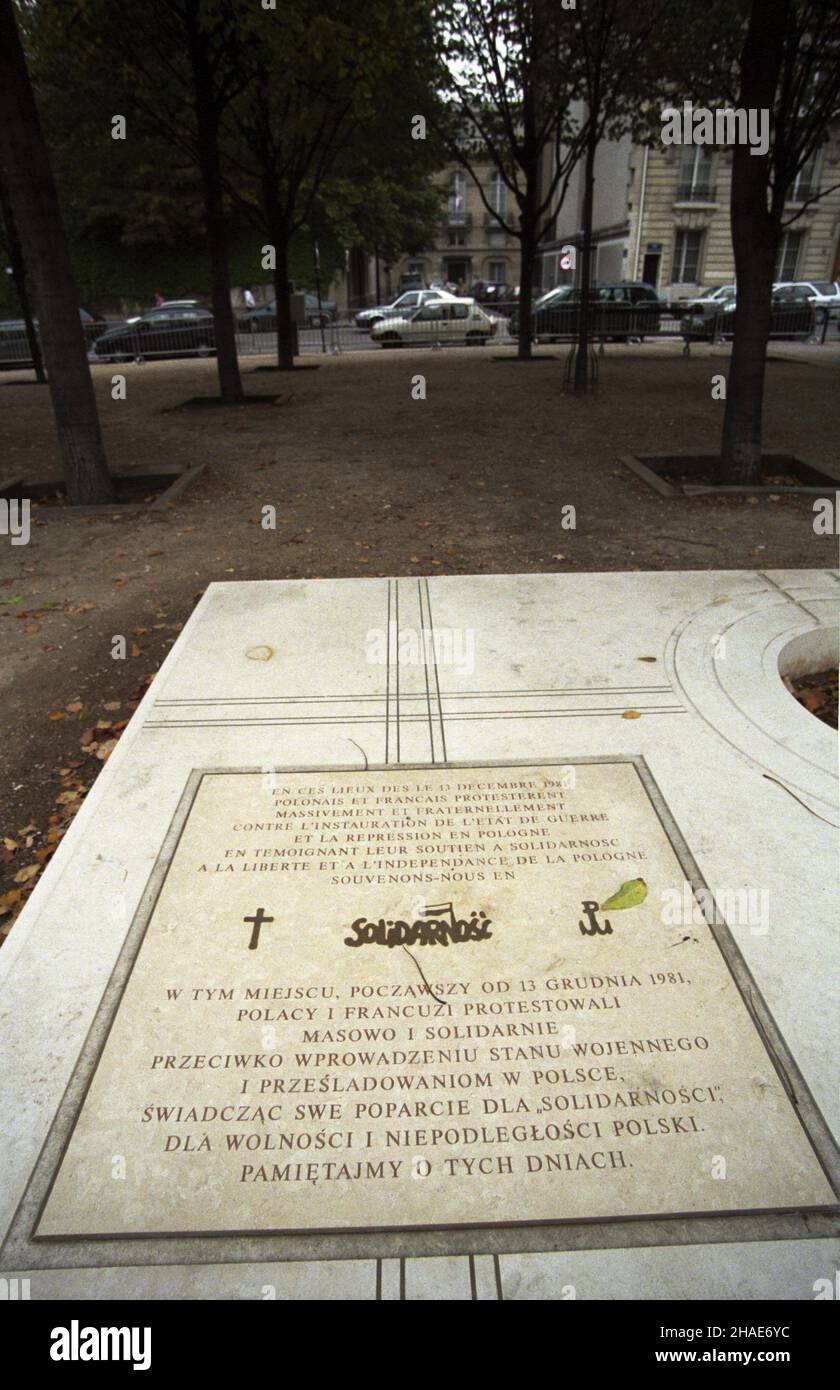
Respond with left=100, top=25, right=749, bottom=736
left=239, top=293, right=337, bottom=331
left=93, top=307, right=216, bottom=360
left=126, top=298, right=207, bottom=325
left=470, top=281, right=516, bottom=305
left=355, top=288, right=457, bottom=329
left=510, top=282, right=664, bottom=342
left=682, top=287, right=815, bottom=340
left=0, top=308, right=106, bottom=367
left=370, top=298, right=497, bottom=347
left=773, top=280, right=840, bottom=320
left=675, top=284, right=736, bottom=314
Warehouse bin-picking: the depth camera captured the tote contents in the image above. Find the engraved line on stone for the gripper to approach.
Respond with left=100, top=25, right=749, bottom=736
left=762, top=773, right=839, bottom=828
left=423, top=577, right=448, bottom=763
left=395, top=579, right=401, bottom=764
left=152, top=685, right=677, bottom=705
left=386, top=578, right=392, bottom=766
left=759, top=571, right=828, bottom=624
left=417, top=578, right=437, bottom=764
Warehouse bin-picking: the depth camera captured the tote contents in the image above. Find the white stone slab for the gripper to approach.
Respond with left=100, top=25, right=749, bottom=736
left=1, top=571, right=837, bottom=1298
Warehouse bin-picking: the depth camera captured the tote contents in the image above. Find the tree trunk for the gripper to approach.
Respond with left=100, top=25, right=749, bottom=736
left=517, top=227, right=535, bottom=360
left=273, top=235, right=295, bottom=370
left=0, top=0, right=113, bottom=504
left=184, top=1, right=243, bottom=404
left=516, top=176, right=537, bottom=361
left=719, top=0, right=790, bottom=484
left=0, top=171, right=45, bottom=382
left=573, top=131, right=597, bottom=394
left=718, top=232, right=777, bottom=484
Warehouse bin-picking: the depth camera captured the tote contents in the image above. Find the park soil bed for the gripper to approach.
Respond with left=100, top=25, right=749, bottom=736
left=170, top=394, right=282, bottom=408
left=788, top=668, right=839, bottom=729
left=624, top=452, right=840, bottom=497
left=1, top=345, right=838, bottom=937
left=0, top=464, right=205, bottom=513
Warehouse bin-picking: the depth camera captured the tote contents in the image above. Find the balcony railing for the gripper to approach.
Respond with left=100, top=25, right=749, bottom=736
left=675, top=182, right=717, bottom=202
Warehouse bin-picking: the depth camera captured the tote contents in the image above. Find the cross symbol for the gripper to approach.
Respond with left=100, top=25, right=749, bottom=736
left=243, top=907, right=274, bottom=951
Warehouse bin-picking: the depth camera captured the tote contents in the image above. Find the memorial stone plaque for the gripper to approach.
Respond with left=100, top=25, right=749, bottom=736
left=33, top=759, right=835, bottom=1241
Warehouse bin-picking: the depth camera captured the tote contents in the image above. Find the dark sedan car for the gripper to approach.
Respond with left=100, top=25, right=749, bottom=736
left=470, top=280, right=516, bottom=305
left=0, top=308, right=107, bottom=367
left=239, top=293, right=337, bottom=331
left=510, top=282, right=664, bottom=342
left=682, top=289, right=815, bottom=342
left=93, top=307, right=215, bottom=361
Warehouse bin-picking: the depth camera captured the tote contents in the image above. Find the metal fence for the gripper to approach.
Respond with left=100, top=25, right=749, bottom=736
left=679, top=302, right=824, bottom=349
left=0, top=320, right=115, bottom=369
left=0, top=302, right=833, bottom=369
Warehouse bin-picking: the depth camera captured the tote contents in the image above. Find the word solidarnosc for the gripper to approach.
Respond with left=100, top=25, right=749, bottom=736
left=345, top=909, right=492, bottom=948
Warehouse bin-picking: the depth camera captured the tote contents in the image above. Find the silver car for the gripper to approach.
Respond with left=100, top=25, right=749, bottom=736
left=370, top=298, right=497, bottom=347
left=773, top=280, right=840, bottom=319
left=355, top=288, right=457, bottom=329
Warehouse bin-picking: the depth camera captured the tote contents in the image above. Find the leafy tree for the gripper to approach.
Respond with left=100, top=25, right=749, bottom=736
left=0, top=0, right=113, bottom=504
left=433, top=0, right=586, bottom=360
left=721, top=0, right=840, bottom=482
left=221, top=0, right=443, bottom=368
left=550, top=0, right=741, bottom=390
left=31, top=0, right=248, bottom=402
left=566, top=1, right=676, bottom=391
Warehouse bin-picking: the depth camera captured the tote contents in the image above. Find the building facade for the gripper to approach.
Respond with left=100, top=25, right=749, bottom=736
left=392, top=161, right=522, bottom=291
left=537, top=125, right=840, bottom=302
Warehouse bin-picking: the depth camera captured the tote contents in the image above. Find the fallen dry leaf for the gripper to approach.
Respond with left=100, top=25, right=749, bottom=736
left=13, top=863, right=40, bottom=884
left=621, top=710, right=642, bottom=720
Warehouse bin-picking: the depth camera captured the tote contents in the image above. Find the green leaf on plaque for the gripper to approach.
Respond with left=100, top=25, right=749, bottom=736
left=600, top=877, right=648, bottom=911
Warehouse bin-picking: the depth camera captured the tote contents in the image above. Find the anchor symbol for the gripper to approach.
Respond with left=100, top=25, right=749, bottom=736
left=578, top=900, right=612, bottom=936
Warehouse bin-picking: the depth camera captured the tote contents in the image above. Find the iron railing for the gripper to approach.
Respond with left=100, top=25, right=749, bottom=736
left=0, top=300, right=833, bottom=369
left=681, top=302, right=822, bottom=347
left=675, top=182, right=718, bottom=201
